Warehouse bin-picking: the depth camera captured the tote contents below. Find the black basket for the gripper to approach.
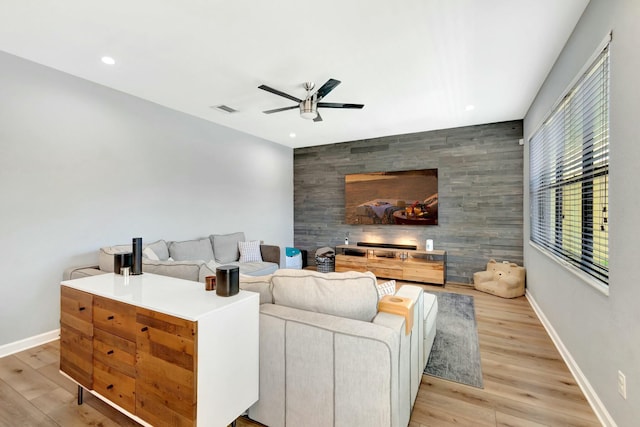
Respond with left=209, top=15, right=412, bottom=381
left=315, top=255, right=335, bottom=273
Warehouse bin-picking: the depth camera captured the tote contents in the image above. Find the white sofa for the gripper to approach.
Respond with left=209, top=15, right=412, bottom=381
left=396, top=287, right=438, bottom=371
left=63, top=232, right=280, bottom=282
left=239, top=269, right=437, bottom=427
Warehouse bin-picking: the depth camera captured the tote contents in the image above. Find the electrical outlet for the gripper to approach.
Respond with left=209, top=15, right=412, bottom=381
left=617, top=370, right=627, bottom=399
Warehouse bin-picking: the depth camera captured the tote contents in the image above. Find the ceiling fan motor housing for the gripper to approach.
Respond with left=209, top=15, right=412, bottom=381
left=300, top=94, right=318, bottom=119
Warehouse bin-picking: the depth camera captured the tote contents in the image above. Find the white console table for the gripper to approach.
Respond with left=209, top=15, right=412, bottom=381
left=60, top=273, right=259, bottom=427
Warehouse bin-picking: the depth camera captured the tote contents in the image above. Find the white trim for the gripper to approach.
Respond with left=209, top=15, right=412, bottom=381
left=528, top=31, right=612, bottom=141
left=0, top=329, right=60, bottom=358
left=529, top=241, right=609, bottom=296
left=526, top=291, right=616, bottom=427
left=60, top=371, right=154, bottom=427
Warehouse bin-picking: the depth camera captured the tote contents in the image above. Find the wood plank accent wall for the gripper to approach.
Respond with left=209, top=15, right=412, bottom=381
left=293, top=120, right=524, bottom=283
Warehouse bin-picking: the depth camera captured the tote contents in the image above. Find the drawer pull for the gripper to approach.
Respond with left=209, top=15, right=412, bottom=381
left=79, top=306, right=86, bottom=311
left=106, top=384, right=114, bottom=390
left=107, top=315, right=114, bottom=320
left=140, top=326, right=148, bottom=332
left=107, top=350, right=114, bottom=355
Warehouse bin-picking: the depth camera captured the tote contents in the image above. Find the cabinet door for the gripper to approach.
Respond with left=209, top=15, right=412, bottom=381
left=367, top=258, right=403, bottom=280
left=403, top=262, right=445, bottom=284
left=60, top=286, right=94, bottom=388
left=136, top=308, right=197, bottom=427
left=335, top=255, right=368, bottom=273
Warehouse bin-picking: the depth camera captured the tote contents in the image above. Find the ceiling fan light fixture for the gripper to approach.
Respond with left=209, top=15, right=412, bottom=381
left=299, top=98, right=318, bottom=120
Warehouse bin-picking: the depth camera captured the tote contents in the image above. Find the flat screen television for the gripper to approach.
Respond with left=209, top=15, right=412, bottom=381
left=345, top=169, right=438, bottom=225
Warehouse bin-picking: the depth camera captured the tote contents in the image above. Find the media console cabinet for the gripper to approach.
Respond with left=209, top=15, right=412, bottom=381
left=335, top=244, right=446, bottom=285
left=60, top=272, right=259, bottom=427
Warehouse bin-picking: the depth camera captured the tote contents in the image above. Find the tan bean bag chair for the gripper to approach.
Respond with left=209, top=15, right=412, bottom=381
left=473, top=259, right=525, bottom=298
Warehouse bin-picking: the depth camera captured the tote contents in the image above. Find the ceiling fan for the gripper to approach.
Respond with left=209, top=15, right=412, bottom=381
left=258, top=78, right=364, bottom=122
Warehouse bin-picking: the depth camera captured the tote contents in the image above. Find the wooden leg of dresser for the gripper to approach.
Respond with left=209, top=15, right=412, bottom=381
left=77, top=386, right=84, bottom=405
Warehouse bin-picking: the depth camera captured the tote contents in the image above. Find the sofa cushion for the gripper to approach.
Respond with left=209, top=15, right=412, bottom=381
left=142, top=259, right=203, bottom=282
left=422, top=292, right=438, bottom=366
left=239, top=240, right=263, bottom=263
left=199, top=260, right=278, bottom=282
left=271, top=269, right=379, bottom=322
left=168, top=238, right=214, bottom=262
left=145, top=239, right=169, bottom=261
left=239, top=274, right=274, bottom=304
left=239, top=261, right=278, bottom=276
left=211, top=232, right=245, bottom=263
left=99, top=244, right=132, bottom=272
left=143, top=246, right=159, bottom=261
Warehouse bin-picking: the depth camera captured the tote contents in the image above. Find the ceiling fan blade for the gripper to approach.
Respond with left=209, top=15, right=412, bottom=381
left=263, top=105, right=299, bottom=114
left=258, top=85, right=302, bottom=103
left=317, top=102, right=364, bottom=109
left=315, top=79, right=341, bottom=101
left=313, top=112, right=323, bottom=122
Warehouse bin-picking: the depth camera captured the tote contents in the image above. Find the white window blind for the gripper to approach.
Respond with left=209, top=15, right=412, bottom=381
left=529, top=38, right=610, bottom=285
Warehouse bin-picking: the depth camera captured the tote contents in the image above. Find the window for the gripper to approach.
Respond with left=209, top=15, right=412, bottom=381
left=529, top=36, right=610, bottom=286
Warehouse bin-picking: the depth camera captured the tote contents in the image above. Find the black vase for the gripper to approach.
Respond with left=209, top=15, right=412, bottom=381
left=216, top=265, right=239, bottom=297
left=132, top=237, right=143, bottom=275
left=113, top=252, right=132, bottom=275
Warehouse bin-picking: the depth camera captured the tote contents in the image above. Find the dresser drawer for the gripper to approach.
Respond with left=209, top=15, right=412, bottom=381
left=367, top=259, right=403, bottom=279
left=60, top=286, right=93, bottom=336
left=93, top=360, right=136, bottom=413
left=59, top=326, right=93, bottom=389
left=60, top=286, right=94, bottom=388
left=93, top=296, right=137, bottom=341
left=93, top=329, right=136, bottom=377
left=403, top=262, right=444, bottom=284
left=335, top=255, right=368, bottom=272
left=136, top=308, right=196, bottom=425
left=335, top=264, right=368, bottom=273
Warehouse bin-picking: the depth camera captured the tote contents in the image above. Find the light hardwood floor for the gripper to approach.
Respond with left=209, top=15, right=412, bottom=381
left=0, top=283, right=600, bottom=427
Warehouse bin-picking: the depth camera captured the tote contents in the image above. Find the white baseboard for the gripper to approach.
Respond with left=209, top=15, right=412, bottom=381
left=0, top=329, right=60, bottom=358
left=525, top=291, right=615, bottom=427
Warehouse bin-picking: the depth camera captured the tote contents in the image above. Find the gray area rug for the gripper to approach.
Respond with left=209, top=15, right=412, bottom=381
left=423, top=291, right=484, bottom=388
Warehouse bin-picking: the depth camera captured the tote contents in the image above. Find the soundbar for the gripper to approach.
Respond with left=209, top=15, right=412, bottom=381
left=356, top=242, right=417, bottom=250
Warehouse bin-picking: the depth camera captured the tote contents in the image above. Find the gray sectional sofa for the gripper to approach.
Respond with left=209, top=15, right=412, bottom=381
left=63, top=232, right=280, bottom=282
left=63, top=236, right=438, bottom=426
left=238, top=269, right=435, bottom=427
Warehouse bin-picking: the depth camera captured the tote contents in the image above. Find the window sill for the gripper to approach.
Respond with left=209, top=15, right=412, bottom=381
left=528, top=241, right=609, bottom=296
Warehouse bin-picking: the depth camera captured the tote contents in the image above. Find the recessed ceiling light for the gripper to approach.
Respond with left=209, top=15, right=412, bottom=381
left=211, top=105, right=238, bottom=113
left=465, top=104, right=475, bottom=111
left=289, top=132, right=296, bottom=138
left=101, top=56, right=115, bottom=65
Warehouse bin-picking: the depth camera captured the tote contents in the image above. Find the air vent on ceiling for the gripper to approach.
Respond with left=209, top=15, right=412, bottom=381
left=211, top=105, right=238, bottom=113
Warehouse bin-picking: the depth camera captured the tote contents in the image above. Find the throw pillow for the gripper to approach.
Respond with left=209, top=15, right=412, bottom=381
left=377, top=280, right=396, bottom=297
left=145, top=239, right=169, bottom=260
left=211, top=232, right=246, bottom=263
left=168, top=238, right=214, bottom=262
left=239, top=240, right=263, bottom=263
left=143, top=246, right=160, bottom=261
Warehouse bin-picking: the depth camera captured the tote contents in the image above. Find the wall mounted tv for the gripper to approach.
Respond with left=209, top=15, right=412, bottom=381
left=345, top=169, right=438, bottom=225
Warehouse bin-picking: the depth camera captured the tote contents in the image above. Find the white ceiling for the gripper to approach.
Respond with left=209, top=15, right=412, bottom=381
left=0, top=0, right=588, bottom=148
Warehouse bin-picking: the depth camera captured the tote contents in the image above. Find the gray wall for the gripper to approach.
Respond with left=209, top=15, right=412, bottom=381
left=294, top=120, right=523, bottom=283
left=0, top=52, right=293, bottom=348
left=524, top=0, right=639, bottom=425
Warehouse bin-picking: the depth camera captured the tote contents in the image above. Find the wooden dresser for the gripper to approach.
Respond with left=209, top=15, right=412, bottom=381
left=335, top=244, right=447, bottom=285
left=60, top=273, right=259, bottom=427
